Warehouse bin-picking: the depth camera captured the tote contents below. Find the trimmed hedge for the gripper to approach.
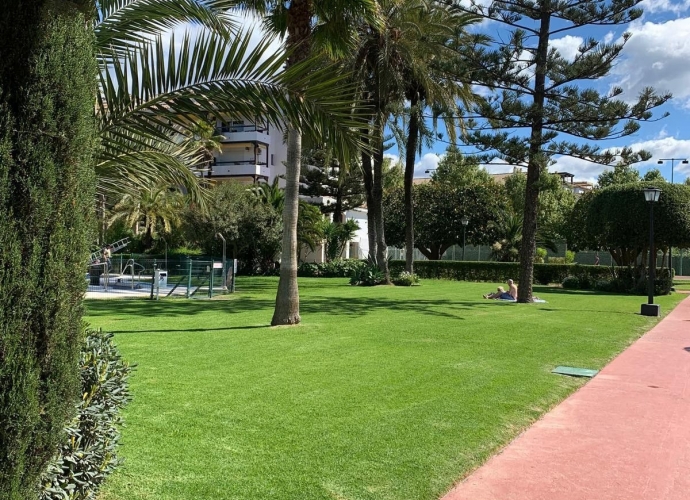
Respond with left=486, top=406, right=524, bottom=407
left=40, top=330, right=132, bottom=500
left=564, top=268, right=674, bottom=295
left=298, top=259, right=367, bottom=278
left=298, top=259, right=674, bottom=295
left=388, top=260, right=616, bottom=285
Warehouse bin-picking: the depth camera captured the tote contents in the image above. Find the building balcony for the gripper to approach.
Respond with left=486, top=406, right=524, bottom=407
left=211, top=161, right=270, bottom=179
left=216, top=127, right=270, bottom=145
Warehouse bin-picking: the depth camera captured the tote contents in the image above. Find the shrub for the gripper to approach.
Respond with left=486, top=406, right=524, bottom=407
left=299, top=259, right=367, bottom=278
left=298, top=262, right=321, bottom=277
left=40, top=330, right=132, bottom=500
left=594, top=279, right=613, bottom=291
left=350, top=263, right=385, bottom=286
left=393, top=271, right=420, bottom=286
left=388, top=260, right=631, bottom=288
left=562, top=276, right=580, bottom=289
left=535, top=247, right=548, bottom=263
left=565, top=250, right=576, bottom=264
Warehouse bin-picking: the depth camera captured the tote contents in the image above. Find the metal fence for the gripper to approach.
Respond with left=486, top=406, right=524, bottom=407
left=86, top=257, right=236, bottom=299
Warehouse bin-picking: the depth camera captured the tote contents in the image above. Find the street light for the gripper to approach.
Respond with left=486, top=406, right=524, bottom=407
left=461, top=216, right=469, bottom=261
left=641, top=187, right=661, bottom=317
left=656, top=158, right=688, bottom=184
left=655, top=158, right=686, bottom=274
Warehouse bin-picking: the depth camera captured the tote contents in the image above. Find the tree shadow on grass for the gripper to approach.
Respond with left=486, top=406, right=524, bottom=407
left=86, top=293, right=499, bottom=324
left=85, top=297, right=275, bottom=319
left=89, top=282, right=631, bottom=327
left=110, top=325, right=271, bottom=335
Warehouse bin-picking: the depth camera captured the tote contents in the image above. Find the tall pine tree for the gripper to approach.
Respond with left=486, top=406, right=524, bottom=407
left=450, top=0, right=670, bottom=301
left=0, top=1, right=96, bottom=497
left=300, top=147, right=366, bottom=223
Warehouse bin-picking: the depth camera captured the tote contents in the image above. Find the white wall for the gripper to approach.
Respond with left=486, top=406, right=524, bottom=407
left=345, top=208, right=369, bottom=259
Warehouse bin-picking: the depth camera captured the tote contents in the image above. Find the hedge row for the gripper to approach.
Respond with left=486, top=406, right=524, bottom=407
left=563, top=268, right=674, bottom=295
left=388, top=260, right=618, bottom=285
left=40, top=330, right=132, bottom=500
left=296, top=259, right=674, bottom=292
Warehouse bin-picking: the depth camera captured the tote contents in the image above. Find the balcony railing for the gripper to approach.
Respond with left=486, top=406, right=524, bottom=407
left=217, top=125, right=266, bottom=133
left=211, top=161, right=270, bottom=178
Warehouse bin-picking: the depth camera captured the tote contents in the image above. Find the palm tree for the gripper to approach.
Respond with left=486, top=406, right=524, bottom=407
left=108, top=185, right=186, bottom=249
left=243, top=0, right=381, bottom=325
left=186, top=120, right=225, bottom=178
left=248, top=177, right=285, bottom=212
left=352, top=0, right=480, bottom=274
left=96, top=1, right=370, bottom=205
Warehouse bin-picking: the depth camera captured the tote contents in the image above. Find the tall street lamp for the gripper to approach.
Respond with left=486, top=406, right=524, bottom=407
left=461, top=216, right=469, bottom=261
left=641, top=187, right=662, bottom=317
left=656, top=158, right=688, bottom=184
left=655, top=158, right=686, bottom=273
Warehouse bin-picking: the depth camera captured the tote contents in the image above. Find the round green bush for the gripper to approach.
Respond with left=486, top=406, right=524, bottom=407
left=561, top=276, right=580, bottom=289
left=594, top=279, right=613, bottom=292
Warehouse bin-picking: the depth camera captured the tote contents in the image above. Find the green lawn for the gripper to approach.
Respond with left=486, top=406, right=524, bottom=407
left=87, top=278, right=685, bottom=500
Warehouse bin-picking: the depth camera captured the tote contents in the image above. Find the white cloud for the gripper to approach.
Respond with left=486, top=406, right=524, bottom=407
left=414, top=153, right=441, bottom=177
left=628, top=136, right=690, bottom=180
left=550, top=35, right=584, bottom=61
left=613, top=18, right=690, bottom=106
left=641, top=0, right=690, bottom=14
left=384, top=153, right=400, bottom=166
left=549, top=136, right=690, bottom=183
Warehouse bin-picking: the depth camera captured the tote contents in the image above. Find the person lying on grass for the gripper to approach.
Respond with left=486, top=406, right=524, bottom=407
left=484, top=279, right=518, bottom=300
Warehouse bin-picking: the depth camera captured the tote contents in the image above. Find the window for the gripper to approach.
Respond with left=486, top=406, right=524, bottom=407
left=270, top=154, right=274, bottom=166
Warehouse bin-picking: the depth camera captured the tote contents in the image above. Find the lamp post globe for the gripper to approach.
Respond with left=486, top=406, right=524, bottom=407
left=461, top=216, right=469, bottom=261
left=641, top=187, right=661, bottom=317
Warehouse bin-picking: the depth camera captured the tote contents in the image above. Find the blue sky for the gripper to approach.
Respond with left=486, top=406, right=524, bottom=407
left=399, top=0, right=690, bottom=184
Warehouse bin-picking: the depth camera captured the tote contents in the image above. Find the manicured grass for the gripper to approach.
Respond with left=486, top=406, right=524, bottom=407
left=87, top=279, right=685, bottom=500
left=674, top=279, right=690, bottom=292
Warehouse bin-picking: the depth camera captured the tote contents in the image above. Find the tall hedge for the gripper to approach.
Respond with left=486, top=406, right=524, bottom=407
left=0, top=2, right=96, bottom=498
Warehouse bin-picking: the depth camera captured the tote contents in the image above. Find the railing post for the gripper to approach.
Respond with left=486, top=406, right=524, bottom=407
left=150, top=262, right=156, bottom=300
left=186, top=257, right=192, bottom=298
left=209, top=260, right=214, bottom=298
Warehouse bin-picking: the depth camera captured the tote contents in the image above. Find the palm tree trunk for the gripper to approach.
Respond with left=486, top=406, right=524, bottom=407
left=373, top=133, right=390, bottom=283
left=361, top=131, right=377, bottom=261
left=271, top=0, right=312, bottom=325
left=272, top=126, right=302, bottom=325
left=404, top=97, right=420, bottom=273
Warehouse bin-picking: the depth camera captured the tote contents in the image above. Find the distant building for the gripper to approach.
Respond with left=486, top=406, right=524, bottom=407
left=554, top=171, right=594, bottom=195
left=208, top=117, right=287, bottom=184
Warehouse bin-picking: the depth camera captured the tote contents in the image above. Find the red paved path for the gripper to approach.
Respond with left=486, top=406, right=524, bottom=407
left=443, top=295, right=690, bottom=500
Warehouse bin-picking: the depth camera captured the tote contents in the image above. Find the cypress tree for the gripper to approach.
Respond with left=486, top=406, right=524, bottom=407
left=0, top=1, right=96, bottom=497
left=448, top=0, right=671, bottom=301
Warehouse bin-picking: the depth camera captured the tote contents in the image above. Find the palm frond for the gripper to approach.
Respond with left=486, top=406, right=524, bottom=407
left=99, top=26, right=370, bottom=173
left=96, top=134, right=211, bottom=206
left=96, top=0, right=238, bottom=58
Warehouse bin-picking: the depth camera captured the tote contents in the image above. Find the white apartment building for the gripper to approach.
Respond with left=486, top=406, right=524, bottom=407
left=208, top=117, right=288, bottom=184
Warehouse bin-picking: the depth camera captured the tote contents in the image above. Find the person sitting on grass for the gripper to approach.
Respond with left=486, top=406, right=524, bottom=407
left=484, top=279, right=518, bottom=300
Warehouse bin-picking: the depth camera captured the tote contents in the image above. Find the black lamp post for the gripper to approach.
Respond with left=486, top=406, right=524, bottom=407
left=461, top=216, right=469, bottom=261
left=656, top=158, right=687, bottom=273
left=656, top=158, right=688, bottom=184
left=641, top=187, right=661, bottom=317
